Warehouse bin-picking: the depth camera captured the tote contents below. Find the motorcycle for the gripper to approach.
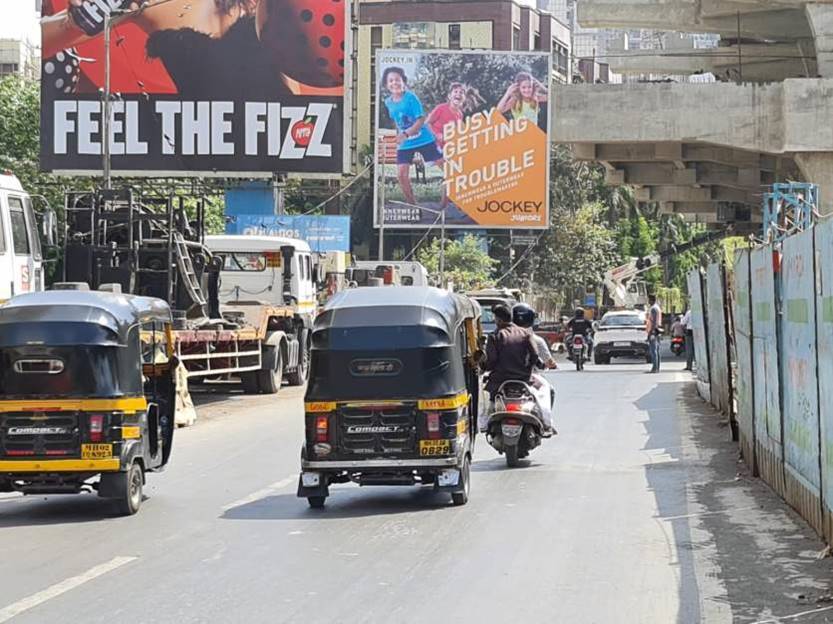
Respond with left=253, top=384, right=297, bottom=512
left=671, top=335, right=685, bottom=357
left=486, top=380, right=547, bottom=467
left=570, top=335, right=587, bottom=371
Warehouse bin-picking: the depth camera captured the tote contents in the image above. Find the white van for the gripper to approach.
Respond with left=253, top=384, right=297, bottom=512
left=204, top=235, right=317, bottom=312
left=352, top=261, right=429, bottom=286
left=0, top=173, right=44, bottom=301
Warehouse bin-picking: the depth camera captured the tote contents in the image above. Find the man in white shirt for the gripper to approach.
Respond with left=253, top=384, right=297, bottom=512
left=646, top=295, right=662, bottom=373
left=681, top=308, right=693, bottom=371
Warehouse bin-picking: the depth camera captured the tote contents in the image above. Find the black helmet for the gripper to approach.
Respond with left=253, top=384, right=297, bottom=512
left=574, top=307, right=585, bottom=318
left=512, top=303, right=536, bottom=328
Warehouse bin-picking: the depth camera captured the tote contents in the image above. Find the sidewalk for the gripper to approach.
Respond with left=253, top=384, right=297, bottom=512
left=651, top=369, right=833, bottom=623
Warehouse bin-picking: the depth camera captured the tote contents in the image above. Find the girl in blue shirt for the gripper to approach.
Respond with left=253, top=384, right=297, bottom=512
left=382, top=67, right=445, bottom=208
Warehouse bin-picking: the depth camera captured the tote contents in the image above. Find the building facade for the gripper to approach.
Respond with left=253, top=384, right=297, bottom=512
left=0, top=39, right=39, bottom=80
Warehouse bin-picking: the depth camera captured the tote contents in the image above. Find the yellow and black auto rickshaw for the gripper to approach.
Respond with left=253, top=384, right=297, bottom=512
left=0, top=286, right=176, bottom=515
left=297, top=286, right=484, bottom=507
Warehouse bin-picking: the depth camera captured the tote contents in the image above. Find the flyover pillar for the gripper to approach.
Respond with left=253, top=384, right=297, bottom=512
left=807, top=4, right=833, bottom=78
left=796, top=153, right=833, bottom=214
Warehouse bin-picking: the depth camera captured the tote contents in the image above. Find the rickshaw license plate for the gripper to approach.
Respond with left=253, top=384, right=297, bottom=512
left=81, top=444, right=113, bottom=459
left=420, top=440, right=451, bottom=456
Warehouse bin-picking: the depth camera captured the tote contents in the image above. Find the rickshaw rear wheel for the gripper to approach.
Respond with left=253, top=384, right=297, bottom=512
left=451, top=456, right=471, bottom=506
left=307, top=496, right=326, bottom=509
left=105, top=462, right=143, bottom=516
left=258, top=346, right=284, bottom=394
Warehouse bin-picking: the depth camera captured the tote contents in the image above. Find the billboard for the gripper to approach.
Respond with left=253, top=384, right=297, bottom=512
left=374, top=49, right=551, bottom=230
left=227, top=214, right=350, bottom=253
left=39, top=0, right=349, bottom=175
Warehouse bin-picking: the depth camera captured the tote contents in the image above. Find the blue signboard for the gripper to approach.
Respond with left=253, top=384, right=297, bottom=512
left=224, top=182, right=350, bottom=252
left=228, top=214, right=351, bottom=253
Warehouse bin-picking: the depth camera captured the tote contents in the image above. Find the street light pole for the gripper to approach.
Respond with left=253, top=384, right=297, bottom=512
left=102, top=11, right=112, bottom=189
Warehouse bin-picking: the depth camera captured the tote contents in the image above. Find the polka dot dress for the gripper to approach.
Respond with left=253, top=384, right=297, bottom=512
left=257, top=0, right=346, bottom=88
left=43, top=49, right=81, bottom=96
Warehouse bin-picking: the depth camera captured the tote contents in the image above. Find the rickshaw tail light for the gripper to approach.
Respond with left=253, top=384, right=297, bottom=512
left=426, top=412, right=441, bottom=439
left=89, top=414, right=104, bottom=442
left=315, top=415, right=329, bottom=443
left=505, top=403, right=523, bottom=412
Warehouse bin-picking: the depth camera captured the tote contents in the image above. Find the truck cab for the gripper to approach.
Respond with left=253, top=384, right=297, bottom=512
left=204, top=234, right=316, bottom=311
left=0, top=173, right=44, bottom=301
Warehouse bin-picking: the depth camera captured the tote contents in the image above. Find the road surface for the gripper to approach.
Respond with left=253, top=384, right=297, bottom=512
left=2, top=359, right=833, bottom=623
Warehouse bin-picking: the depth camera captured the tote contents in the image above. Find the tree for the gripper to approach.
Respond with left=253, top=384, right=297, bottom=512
left=534, top=202, right=618, bottom=306
left=0, top=75, right=69, bottom=216
left=417, top=234, right=498, bottom=290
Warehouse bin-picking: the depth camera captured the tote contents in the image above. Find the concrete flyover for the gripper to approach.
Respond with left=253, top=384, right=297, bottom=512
left=552, top=79, right=833, bottom=225
left=555, top=0, right=833, bottom=228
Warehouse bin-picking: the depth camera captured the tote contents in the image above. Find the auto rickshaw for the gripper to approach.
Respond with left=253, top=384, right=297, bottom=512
left=0, top=286, right=176, bottom=515
left=297, top=286, right=484, bottom=507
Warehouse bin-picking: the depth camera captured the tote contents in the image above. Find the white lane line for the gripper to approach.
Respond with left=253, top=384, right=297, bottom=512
left=750, top=604, right=833, bottom=623
left=0, top=556, right=137, bottom=623
left=221, top=475, right=296, bottom=512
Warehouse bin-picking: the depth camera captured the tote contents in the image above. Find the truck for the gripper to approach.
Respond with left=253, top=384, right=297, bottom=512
left=602, top=256, right=658, bottom=309
left=351, top=260, right=429, bottom=286
left=59, top=187, right=313, bottom=397
left=0, top=172, right=46, bottom=300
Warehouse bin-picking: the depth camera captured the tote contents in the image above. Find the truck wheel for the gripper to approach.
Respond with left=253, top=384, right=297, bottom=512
left=258, top=346, right=283, bottom=394
left=105, top=462, right=143, bottom=516
left=287, top=339, right=310, bottom=387
left=240, top=372, right=260, bottom=394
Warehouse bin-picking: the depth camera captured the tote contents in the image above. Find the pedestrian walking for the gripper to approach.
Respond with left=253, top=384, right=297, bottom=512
left=646, top=295, right=662, bottom=373
left=681, top=307, right=694, bottom=371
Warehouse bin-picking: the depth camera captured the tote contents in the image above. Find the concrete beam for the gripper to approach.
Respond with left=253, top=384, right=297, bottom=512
left=612, top=163, right=698, bottom=186
left=636, top=185, right=759, bottom=205
left=579, top=2, right=811, bottom=39
left=553, top=79, right=833, bottom=155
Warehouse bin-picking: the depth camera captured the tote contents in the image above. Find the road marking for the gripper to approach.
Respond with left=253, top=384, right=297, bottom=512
left=221, top=475, right=296, bottom=512
left=0, top=556, right=137, bottom=623
left=750, top=604, right=833, bottom=623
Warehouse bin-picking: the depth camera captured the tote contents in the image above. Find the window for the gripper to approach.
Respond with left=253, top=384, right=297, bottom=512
left=0, top=201, right=6, bottom=254
left=512, top=27, right=521, bottom=50
left=221, top=252, right=266, bottom=272
left=600, top=314, right=645, bottom=328
left=305, top=255, right=312, bottom=282
left=370, top=26, right=383, bottom=49
left=448, top=24, right=461, bottom=49
left=534, top=34, right=541, bottom=50
left=8, top=197, right=29, bottom=255
left=23, top=197, right=42, bottom=260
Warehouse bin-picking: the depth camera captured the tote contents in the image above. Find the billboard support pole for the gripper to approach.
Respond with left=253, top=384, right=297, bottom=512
left=102, top=11, right=112, bottom=189
left=439, top=207, right=446, bottom=287
left=377, top=137, right=385, bottom=261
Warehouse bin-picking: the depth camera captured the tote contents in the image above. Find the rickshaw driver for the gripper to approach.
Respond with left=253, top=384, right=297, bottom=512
left=479, top=304, right=549, bottom=432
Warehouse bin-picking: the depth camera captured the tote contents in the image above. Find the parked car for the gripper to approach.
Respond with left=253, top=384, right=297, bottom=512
left=593, top=310, right=649, bottom=365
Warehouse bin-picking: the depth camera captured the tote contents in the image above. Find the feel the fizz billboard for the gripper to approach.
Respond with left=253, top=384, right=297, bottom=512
left=374, top=49, right=551, bottom=229
left=39, top=0, right=349, bottom=175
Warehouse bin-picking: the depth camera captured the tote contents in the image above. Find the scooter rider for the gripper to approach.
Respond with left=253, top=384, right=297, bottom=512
left=567, top=307, right=594, bottom=356
left=512, top=303, right=556, bottom=435
left=480, top=304, right=542, bottom=432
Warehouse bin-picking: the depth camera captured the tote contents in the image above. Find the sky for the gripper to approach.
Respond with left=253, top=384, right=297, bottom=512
left=0, top=0, right=40, bottom=46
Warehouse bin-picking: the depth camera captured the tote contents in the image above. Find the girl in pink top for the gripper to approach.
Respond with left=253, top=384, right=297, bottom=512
left=426, top=82, right=467, bottom=149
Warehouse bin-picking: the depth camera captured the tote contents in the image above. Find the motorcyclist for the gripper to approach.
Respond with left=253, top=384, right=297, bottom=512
left=566, top=307, right=594, bottom=357
left=512, top=303, right=556, bottom=435
left=480, top=304, right=542, bottom=432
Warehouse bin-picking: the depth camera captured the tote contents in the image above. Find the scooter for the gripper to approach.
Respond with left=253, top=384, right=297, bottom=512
left=671, top=335, right=685, bottom=357
left=570, top=335, right=587, bottom=371
left=486, top=380, right=548, bottom=467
